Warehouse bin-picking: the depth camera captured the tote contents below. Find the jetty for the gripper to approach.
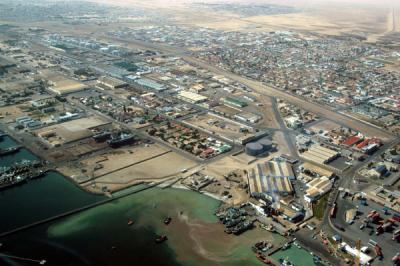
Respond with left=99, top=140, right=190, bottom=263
left=0, top=181, right=162, bottom=238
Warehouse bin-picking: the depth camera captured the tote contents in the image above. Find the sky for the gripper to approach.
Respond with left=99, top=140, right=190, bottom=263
left=92, top=0, right=398, bottom=8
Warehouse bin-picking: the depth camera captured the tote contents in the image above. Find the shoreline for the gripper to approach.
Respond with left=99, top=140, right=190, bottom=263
left=171, top=183, right=226, bottom=202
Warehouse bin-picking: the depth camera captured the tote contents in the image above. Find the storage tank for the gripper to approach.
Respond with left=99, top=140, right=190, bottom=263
left=245, top=142, right=264, bottom=156
left=258, top=138, right=273, bottom=151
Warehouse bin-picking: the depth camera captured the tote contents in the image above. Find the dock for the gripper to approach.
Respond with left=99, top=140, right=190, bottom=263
left=0, top=181, right=161, bottom=238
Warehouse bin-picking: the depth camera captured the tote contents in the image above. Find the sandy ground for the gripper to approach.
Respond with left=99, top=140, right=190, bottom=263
left=0, top=105, right=25, bottom=123
left=309, top=120, right=341, bottom=133
left=84, top=151, right=197, bottom=191
left=34, top=116, right=110, bottom=144
left=257, top=95, right=280, bottom=129
left=271, top=131, right=291, bottom=156
left=80, top=144, right=170, bottom=177
left=184, top=113, right=251, bottom=142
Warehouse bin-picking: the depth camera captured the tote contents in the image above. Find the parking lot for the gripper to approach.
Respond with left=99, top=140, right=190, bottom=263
left=333, top=194, right=399, bottom=265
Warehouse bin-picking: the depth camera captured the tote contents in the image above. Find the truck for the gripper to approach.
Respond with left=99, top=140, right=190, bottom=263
left=381, top=221, right=393, bottom=232
left=376, top=225, right=384, bottom=235
left=393, top=228, right=400, bottom=241
left=370, top=213, right=381, bottom=224
left=374, top=244, right=382, bottom=258
left=330, top=203, right=337, bottom=218
left=383, top=207, right=390, bottom=215
left=334, top=223, right=345, bottom=231
left=360, top=198, right=368, bottom=206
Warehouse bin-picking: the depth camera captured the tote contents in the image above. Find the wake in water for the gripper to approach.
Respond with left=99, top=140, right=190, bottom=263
left=177, top=210, right=238, bottom=263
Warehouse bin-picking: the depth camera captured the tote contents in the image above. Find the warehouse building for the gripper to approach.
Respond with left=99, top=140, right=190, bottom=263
left=304, top=176, right=333, bottom=203
left=248, top=160, right=295, bottom=202
left=300, top=144, right=339, bottom=165
left=300, top=162, right=334, bottom=178
left=46, top=75, right=87, bottom=95
left=177, top=90, right=208, bottom=104
left=222, top=97, right=248, bottom=108
left=98, top=76, right=128, bottom=89
left=135, top=78, right=166, bottom=91
left=234, top=112, right=261, bottom=124
left=236, top=131, right=269, bottom=145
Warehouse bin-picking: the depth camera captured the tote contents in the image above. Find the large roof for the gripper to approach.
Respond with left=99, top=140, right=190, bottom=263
left=248, top=160, right=294, bottom=199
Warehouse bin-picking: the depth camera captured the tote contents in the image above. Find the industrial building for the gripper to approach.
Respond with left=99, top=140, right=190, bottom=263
left=304, top=176, right=333, bottom=203
left=134, top=78, right=166, bottom=91
left=234, top=112, right=261, bottom=124
left=98, top=76, right=128, bottom=89
left=46, top=74, right=87, bottom=95
left=300, top=144, right=339, bottom=165
left=339, top=243, right=373, bottom=266
left=177, top=90, right=208, bottom=104
left=247, top=160, right=295, bottom=202
left=236, top=131, right=269, bottom=145
left=222, top=97, right=248, bottom=108
left=300, top=162, right=334, bottom=178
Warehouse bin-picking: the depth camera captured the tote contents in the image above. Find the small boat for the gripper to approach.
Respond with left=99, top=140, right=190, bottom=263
left=155, top=235, right=168, bottom=244
left=256, top=253, right=273, bottom=265
left=127, top=220, right=134, bottom=226
left=164, top=217, right=172, bottom=225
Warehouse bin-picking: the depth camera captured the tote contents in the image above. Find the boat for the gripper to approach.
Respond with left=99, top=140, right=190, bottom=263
left=279, top=258, right=294, bottom=266
left=281, top=243, right=290, bottom=250
left=107, top=133, right=135, bottom=148
left=260, top=224, right=276, bottom=232
left=93, top=131, right=111, bottom=142
left=155, top=235, right=168, bottom=244
left=256, top=253, right=274, bottom=265
left=29, top=170, right=45, bottom=180
left=293, top=241, right=301, bottom=249
left=0, top=146, right=20, bottom=156
left=127, top=220, right=134, bottom=226
left=164, top=217, right=172, bottom=225
left=0, top=174, right=27, bottom=190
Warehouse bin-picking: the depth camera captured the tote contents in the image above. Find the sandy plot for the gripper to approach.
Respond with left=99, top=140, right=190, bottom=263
left=0, top=105, right=26, bottom=122
left=34, top=116, right=110, bottom=144
left=95, top=152, right=197, bottom=184
left=81, top=144, right=170, bottom=177
left=257, top=95, right=280, bottom=129
left=184, top=113, right=251, bottom=142
left=309, top=120, right=341, bottom=133
left=271, top=131, right=291, bottom=156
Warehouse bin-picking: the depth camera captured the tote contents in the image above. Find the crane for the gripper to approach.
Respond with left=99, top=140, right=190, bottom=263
left=355, top=239, right=361, bottom=266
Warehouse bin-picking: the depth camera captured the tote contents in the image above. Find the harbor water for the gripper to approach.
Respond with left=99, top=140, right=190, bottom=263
left=0, top=134, right=285, bottom=266
left=271, top=243, right=329, bottom=266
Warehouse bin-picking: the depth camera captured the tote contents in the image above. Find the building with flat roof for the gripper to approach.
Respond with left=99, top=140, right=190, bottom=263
left=98, top=76, right=128, bottom=89
left=45, top=73, right=87, bottom=95
left=248, top=160, right=295, bottom=202
left=234, top=112, right=261, bottom=124
left=135, top=78, right=166, bottom=91
left=300, top=144, right=339, bottom=165
left=304, top=176, right=333, bottom=203
left=222, top=97, right=248, bottom=108
left=300, top=162, right=334, bottom=178
left=177, top=90, right=207, bottom=104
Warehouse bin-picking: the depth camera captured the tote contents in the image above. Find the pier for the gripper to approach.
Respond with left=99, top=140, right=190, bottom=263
left=0, top=181, right=161, bottom=238
left=0, top=253, right=46, bottom=265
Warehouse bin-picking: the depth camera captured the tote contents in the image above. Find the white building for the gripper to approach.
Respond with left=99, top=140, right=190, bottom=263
left=304, top=176, right=333, bottom=203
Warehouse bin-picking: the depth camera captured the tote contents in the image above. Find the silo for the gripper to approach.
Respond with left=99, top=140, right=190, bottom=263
left=258, top=138, right=273, bottom=151
left=245, top=142, right=264, bottom=156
